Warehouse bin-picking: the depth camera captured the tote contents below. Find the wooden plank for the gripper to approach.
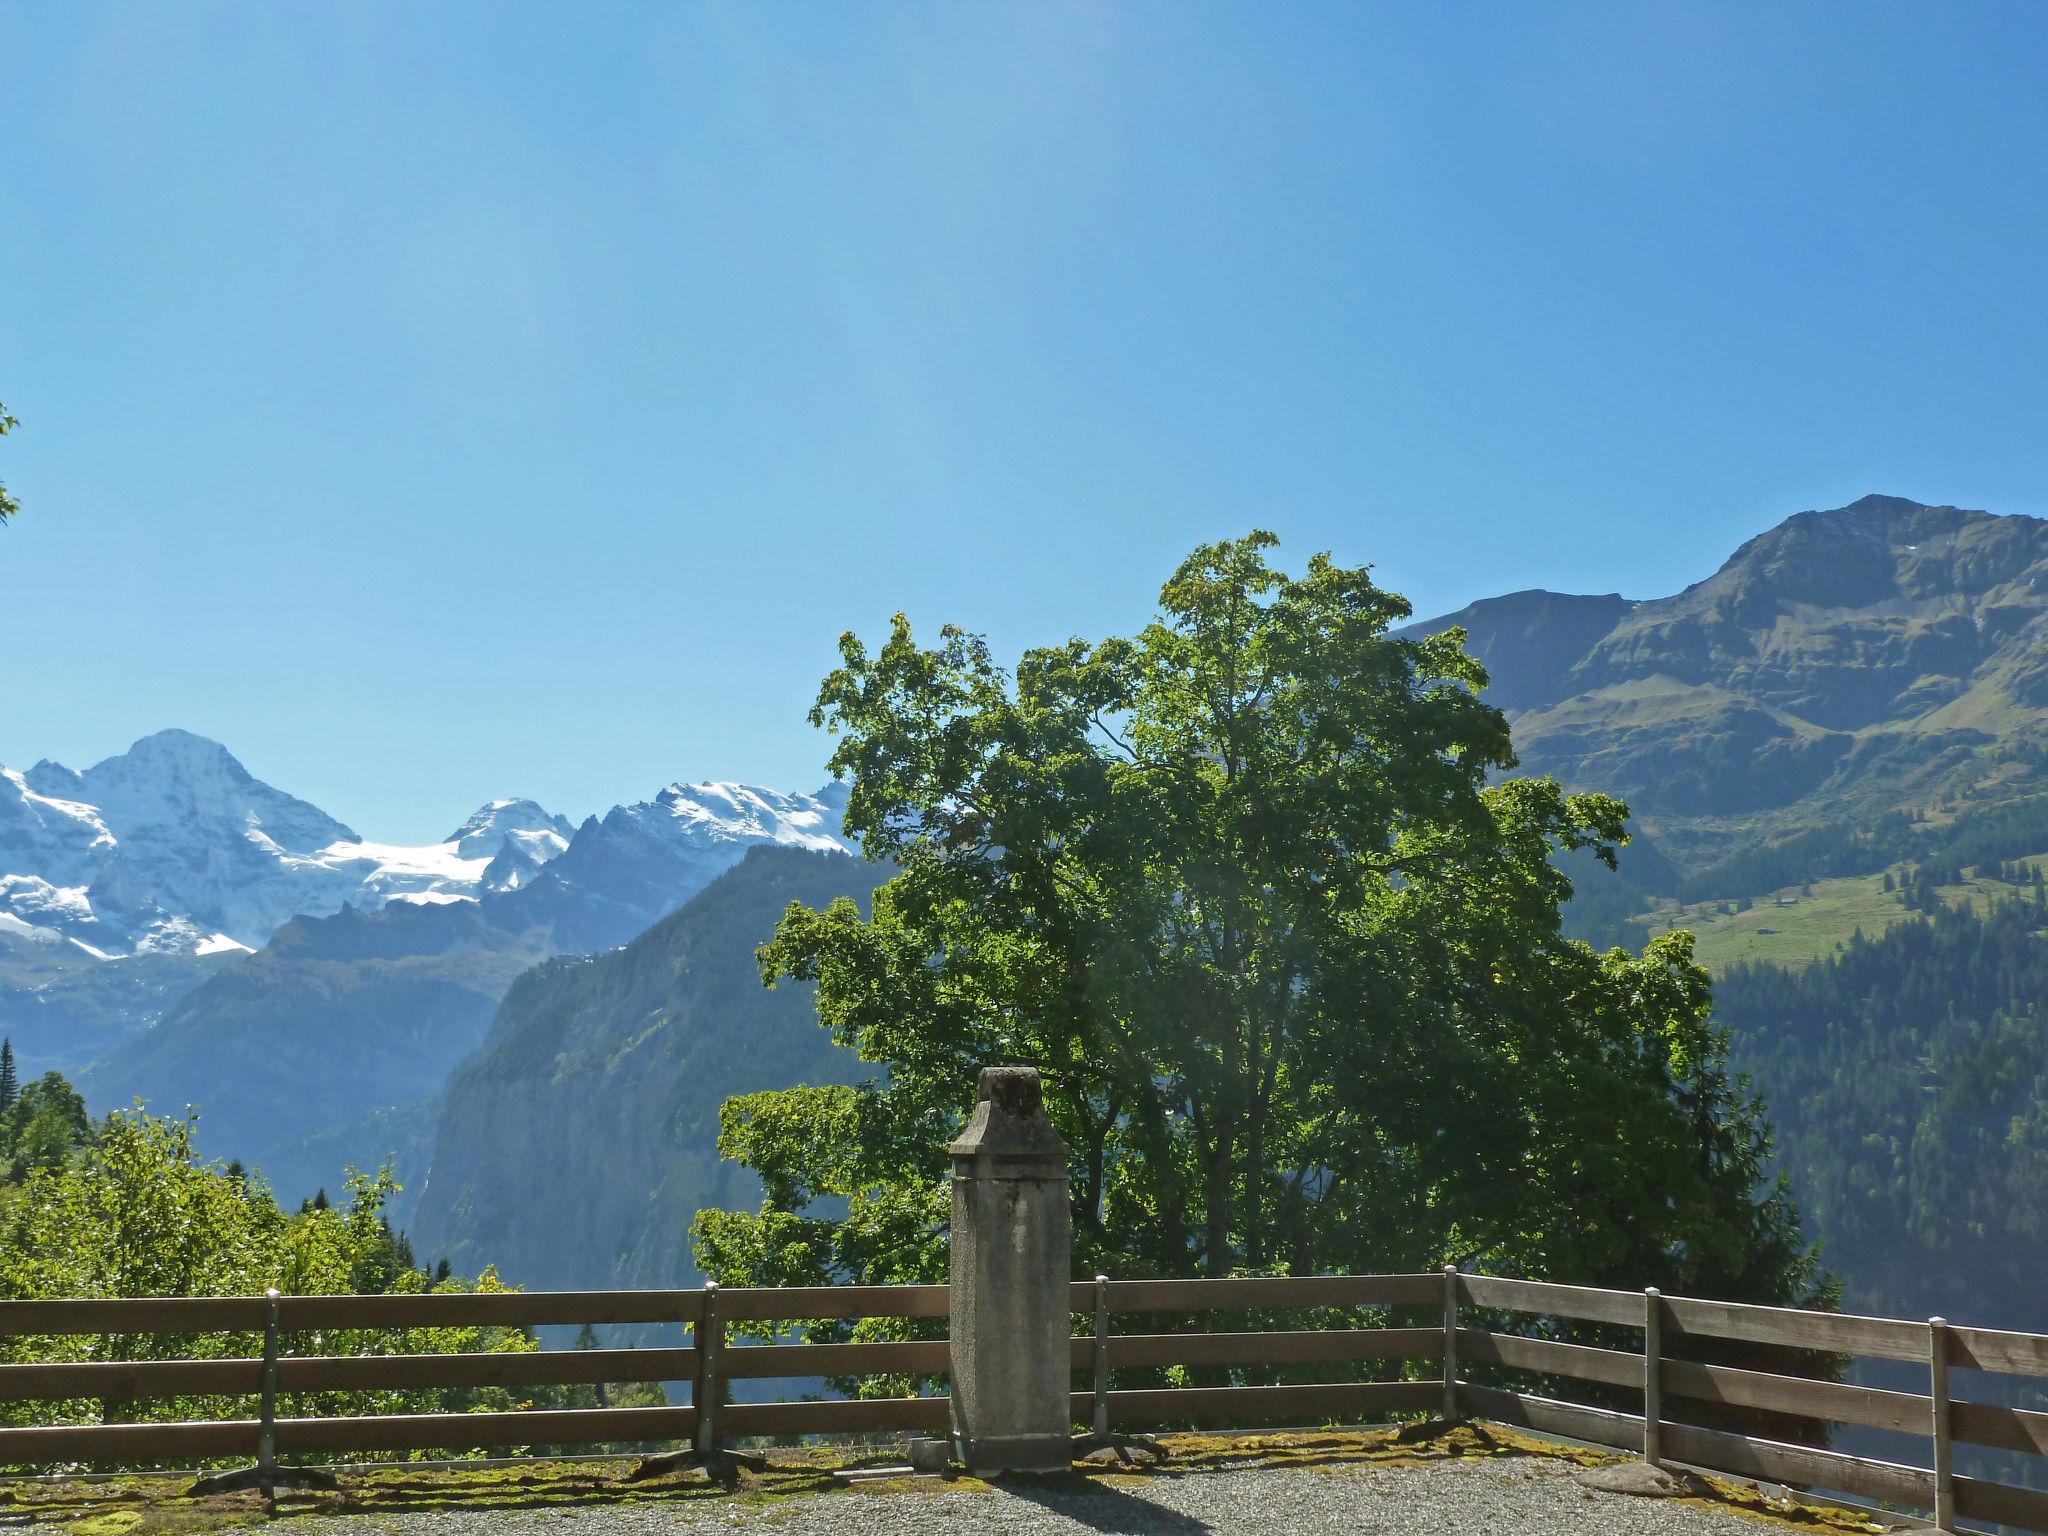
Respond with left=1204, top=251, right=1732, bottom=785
left=1660, top=1358, right=1927, bottom=1435
left=1955, top=1471, right=2048, bottom=1533
left=0, top=1297, right=270, bottom=1337
left=0, top=1417, right=258, bottom=1464
left=1094, top=1275, right=1441, bottom=1314
left=1101, top=1327, right=1442, bottom=1371
left=1456, top=1329, right=1643, bottom=1389
left=1659, top=1420, right=1933, bottom=1510
left=722, top=1396, right=951, bottom=1436
left=1461, top=1385, right=1641, bottom=1453
left=718, top=1285, right=950, bottom=1323
left=1099, top=1380, right=1440, bottom=1428
left=1949, top=1398, right=2048, bottom=1457
left=1661, top=1296, right=1926, bottom=1363
left=278, top=1290, right=704, bottom=1331
left=277, top=1347, right=698, bottom=1394
left=1947, top=1323, right=2048, bottom=1380
left=1454, top=1276, right=1644, bottom=1327
left=274, top=1405, right=697, bottom=1454
left=720, top=1341, right=948, bottom=1379
left=0, top=1356, right=264, bottom=1401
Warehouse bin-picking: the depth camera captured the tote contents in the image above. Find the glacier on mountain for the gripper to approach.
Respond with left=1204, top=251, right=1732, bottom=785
left=0, top=732, right=582, bottom=956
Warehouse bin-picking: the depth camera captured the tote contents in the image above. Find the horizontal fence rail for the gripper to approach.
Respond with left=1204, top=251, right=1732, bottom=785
left=2, top=1273, right=2047, bottom=1532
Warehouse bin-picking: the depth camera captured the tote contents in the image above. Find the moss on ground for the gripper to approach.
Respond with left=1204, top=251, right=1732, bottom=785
left=1, top=1424, right=1895, bottom=1532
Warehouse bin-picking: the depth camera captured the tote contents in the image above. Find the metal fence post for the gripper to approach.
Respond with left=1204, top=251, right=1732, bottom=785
left=1442, top=1265, right=1459, bottom=1422
left=1091, top=1274, right=1111, bottom=1439
left=1930, top=1316, right=1954, bottom=1532
left=256, top=1287, right=281, bottom=1496
left=694, top=1281, right=723, bottom=1461
left=1643, top=1288, right=1662, bottom=1468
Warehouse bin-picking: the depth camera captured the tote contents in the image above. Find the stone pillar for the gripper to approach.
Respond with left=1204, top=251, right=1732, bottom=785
left=949, top=1066, right=1072, bottom=1475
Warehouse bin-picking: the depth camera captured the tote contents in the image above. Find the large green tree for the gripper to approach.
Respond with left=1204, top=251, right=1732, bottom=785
left=696, top=533, right=1825, bottom=1311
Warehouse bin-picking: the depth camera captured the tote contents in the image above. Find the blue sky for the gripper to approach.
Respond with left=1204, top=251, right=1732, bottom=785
left=3, top=3, right=2044, bottom=842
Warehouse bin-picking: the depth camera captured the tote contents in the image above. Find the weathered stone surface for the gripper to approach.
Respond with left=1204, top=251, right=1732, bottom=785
left=949, top=1066, right=1072, bottom=1477
left=1572, top=1462, right=1711, bottom=1498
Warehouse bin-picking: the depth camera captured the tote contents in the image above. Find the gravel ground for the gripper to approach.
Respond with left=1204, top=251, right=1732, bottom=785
left=287, top=1455, right=1851, bottom=1536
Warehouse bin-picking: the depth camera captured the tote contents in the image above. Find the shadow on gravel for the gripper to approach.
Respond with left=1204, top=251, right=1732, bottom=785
left=1004, top=1474, right=1214, bottom=1534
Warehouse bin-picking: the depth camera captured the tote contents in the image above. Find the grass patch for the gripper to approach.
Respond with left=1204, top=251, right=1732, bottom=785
left=1645, top=854, right=2048, bottom=973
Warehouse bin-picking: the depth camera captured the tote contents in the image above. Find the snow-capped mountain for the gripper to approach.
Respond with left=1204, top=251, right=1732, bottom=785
left=0, top=728, right=854, bottom=970
left=48, top=741, right=857, bottom=1197
left=0, top=731, right=580, bottom=957
left=478, top=779, right=854, bottom=955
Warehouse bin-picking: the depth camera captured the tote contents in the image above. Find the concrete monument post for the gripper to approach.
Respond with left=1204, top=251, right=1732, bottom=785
left=948, top=1065, right=1073, bottom=1475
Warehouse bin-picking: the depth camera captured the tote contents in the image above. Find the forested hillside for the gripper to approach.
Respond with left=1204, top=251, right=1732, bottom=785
left=1714, top=896, right=2048, bottom=1329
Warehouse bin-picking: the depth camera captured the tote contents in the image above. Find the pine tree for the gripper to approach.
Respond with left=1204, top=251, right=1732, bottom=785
left=0, top=1040, right=17, bottom=1114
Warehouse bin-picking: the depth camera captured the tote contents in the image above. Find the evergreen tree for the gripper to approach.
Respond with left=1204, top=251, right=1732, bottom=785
left=0, top=1041, right=16, bottom=1114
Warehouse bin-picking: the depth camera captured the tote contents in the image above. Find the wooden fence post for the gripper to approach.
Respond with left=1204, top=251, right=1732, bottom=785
left=1442, top=1266, right=1459, bottom=1422
left=1091, top=1274, right=1111, bottom=1439
left=256, top=1288, right=281, bottom=1496
left=1642, top=1288, right=1662, bottom=1468
left=1930, top=1315, right=1954, bottom=1532
left=694, top=1282, right=723, bottom=1461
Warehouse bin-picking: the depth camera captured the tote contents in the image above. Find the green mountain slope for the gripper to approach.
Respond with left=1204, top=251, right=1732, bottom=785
left=80, top=901, right=552, bottom=1203
left=1411, top=495, right=2048, bottom=1337
left=1714, top=897, right=2048, bottom=1329
left=408, top=846, right=884, bottom=1292
left=1409, top=495, right=2048, bottom=869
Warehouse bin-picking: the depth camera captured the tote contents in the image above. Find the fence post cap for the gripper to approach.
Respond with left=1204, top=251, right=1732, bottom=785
left=1645, top=1286, right=1661, bottom=1298
left=1929, top=1315, right=1947, bottom=1326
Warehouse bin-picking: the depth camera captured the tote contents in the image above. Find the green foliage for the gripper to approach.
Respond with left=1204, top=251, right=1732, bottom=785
left=0, top=1104, right=651, bottom=1455
left=0, top=401, right=17, bottom=525
left=695, top=534, right=1828, bottom=1318
left=0, top=1071, right=91, bottom=1184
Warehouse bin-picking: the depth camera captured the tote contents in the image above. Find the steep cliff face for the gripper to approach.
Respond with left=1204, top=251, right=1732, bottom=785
left=409, top=846, right=886, bottom=1292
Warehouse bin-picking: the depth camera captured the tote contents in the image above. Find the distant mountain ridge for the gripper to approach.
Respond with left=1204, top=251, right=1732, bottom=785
left=1404, top=495, right=2048, bottom=861
left=0, top=731, right=854, bottom=1194
left=0, top=730, right=577, bottom=957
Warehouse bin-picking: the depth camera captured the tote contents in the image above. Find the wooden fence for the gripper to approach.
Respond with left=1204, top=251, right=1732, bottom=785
left=2, top=1272, right=2046, bottom=1532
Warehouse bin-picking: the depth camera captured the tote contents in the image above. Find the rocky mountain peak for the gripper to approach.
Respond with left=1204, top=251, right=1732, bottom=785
left=445, top=799, right=576, bottom=861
